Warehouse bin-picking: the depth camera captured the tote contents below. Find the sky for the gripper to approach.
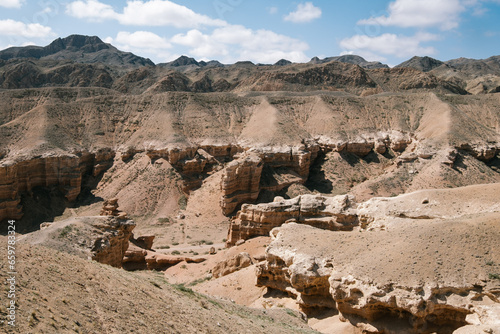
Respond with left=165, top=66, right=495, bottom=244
left=0, top=0, right=499, bottom=66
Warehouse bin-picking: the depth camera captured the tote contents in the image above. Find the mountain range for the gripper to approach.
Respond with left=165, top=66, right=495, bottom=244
left=1, top=34, right=499, bottom=95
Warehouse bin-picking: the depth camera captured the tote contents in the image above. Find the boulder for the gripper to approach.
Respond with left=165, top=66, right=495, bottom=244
left=212, top=252, right=253, bottom=278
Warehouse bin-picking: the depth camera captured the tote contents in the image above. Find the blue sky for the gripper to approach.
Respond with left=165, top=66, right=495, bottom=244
left=0, top=0, right=499, bottom=66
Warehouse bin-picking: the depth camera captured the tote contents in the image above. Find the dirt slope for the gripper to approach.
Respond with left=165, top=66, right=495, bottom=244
left=0, top=239, right=317, bottom=334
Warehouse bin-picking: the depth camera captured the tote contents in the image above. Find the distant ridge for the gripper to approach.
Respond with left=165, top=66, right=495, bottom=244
left=308, top=55, right=389, bottom=69
left=159, top=55, right=224, bottom=68
left=396, top=56, right=444, bottom=72
left=274, top=59, right=292, bottom=66
left=0, top=34, right=154, bottom=67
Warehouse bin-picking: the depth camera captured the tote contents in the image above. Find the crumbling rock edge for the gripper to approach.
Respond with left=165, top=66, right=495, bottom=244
left=1, top=132, right=499, bottom=223
left=256, top=221, right=500, bottom=334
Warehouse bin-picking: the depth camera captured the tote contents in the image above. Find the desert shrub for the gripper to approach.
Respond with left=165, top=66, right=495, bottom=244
left=178, top=194, right=187, bottom=210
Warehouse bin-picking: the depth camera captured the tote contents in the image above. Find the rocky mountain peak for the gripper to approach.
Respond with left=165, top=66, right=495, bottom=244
left=169, top=55, right=200, bottom=67
left=0, top=34, right=154, bottom=67
left=396, top=56, right=444, bottom=72
left=47, top=35, right=109, bottom=53
left=274, top=59, right=292, bottom=66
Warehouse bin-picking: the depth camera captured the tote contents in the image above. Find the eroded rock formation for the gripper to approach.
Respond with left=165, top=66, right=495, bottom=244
left=0, top=149, right=115, bottom=222
left=19, top=215, right=136, bottom=268
left=220, top=153, right=263, bottom=215
left=100, top=197, right=128, bottom=220
left=90, top=217, right=136, bottom=267
left=122, top=245, right=206, bottom=271
left=212, top=252, right=253, bottom=278
left=226, top=194, right=357, bottom=246
left=255, top=198, right=500, bottom=333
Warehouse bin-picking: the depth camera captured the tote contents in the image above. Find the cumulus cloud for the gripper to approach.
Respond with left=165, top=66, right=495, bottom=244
left=340, top=32, right=439, bottom=59
left=110, top=31, right=171, bottom=50
left=358, top=0, right=465, bottom=30
left=171, top=25, right=310, bottom=63
left=0, top=19, right=53, bottom=38
left=104, top=31, right=175, bottom=62
left=66, top=0, right=226, bottom=28
left=284, top=2, right=322, bottom=23
left=65, top=0, right=117, bottom=21
left=0, top=0, right=24, bottom=8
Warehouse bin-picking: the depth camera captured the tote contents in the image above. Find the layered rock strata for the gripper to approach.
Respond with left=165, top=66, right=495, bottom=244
left=226, top=194, right=357, bottom=246
left=316, top=131, right=413, bottom=157
left=219, top=144, right=322, bottom=216
left=100, top=198, right=128, bottom=220
left=0, top=150, right=115, bottom=222
left=220, top=153, right=264, bottom=215
left=256, top=205, right=500, bottom=333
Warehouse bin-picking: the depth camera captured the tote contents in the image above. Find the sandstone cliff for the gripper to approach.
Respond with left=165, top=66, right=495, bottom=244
left=227, top=194, right=357, bottom=246
left=0, top=149, right=114, bottom=225
left=255, top=184, right=500, bottom=333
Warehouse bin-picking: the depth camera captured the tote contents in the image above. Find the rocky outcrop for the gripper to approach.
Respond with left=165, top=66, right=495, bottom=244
left=100, top=198, right=128, bottom=220
left=122, top=245, right=206, bottom=271
left=132, top=235, right=155, bottom=250
left=0, top=150, right=115, bottom=222
left=90, top=217, right=136, bottom=267
left=226, top=194, right=357, bottom=246
left=220, top=153, right=263, bottom=215
left=212, top=252, right=253, bottom=278
left=220, top=143, right=320, bottom=216
left=145, top=144, right=242, bottom=192
left=256, top=231, right=336, bottom=309
left=458, top=143, right=499, bottom=162
left=256, top=209, right=500, bottom=333
left=19, top=215, right=136, bottom=268
left=329, top=276, right=478, bottom=333
left=317, top=131, right=413, bottom=157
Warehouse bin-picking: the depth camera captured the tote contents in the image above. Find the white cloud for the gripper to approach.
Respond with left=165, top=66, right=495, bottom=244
left=171, top=25, right=310, bottom=63
left=66, top=0, right=226, bottom=28
left=284, top=2, right=322, bottom=23
left=171, top=29, right=227, bottom=58
left=340, top=32, right=439, bottom=59
left=105, top=31, right=173, bottom=62
left=65, top=0, right=117, bottom=21
left=0, top=19, right=54, bottom=38
left=0, top=0, right=23, bottom=8
left=112, top=31, right=171, bottom=50
left=358, top=0, right=465, bottom=30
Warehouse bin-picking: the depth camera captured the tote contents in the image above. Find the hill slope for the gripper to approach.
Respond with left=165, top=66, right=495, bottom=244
left=0, top=238, right=317, bottom=334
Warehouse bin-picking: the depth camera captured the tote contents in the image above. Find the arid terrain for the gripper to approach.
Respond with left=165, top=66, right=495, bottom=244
left=1, top=35, right=499, bottom=333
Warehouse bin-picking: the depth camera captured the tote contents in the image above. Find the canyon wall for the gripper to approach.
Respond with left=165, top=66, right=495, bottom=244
left=226, top=194, right=357, bottom=246
left=0, top=149, right=114, bottom=222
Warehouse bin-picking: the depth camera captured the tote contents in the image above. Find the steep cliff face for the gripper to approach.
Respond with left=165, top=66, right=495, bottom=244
left=90, top=217, right=136, bottom=267
left=220, top=153, right=264, bottom=216
left=219, top=143, right=320, bottom=216
left=256, top=239, right=336, bottom=309
left=226, top=194, right=357, bottom=246
left=0, top=149, right=115, bottom=223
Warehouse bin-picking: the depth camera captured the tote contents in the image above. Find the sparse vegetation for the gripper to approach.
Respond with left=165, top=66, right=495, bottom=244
left=178, top=194, right=188, bottom=210
left=58, top=225, right=73, bottom=238
left=489, top=273, right=500, bottom=280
